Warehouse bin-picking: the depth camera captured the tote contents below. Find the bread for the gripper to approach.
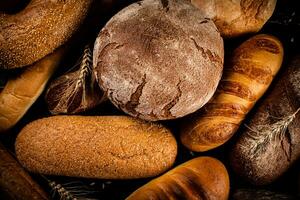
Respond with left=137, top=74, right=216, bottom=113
left=230, top=55, right=300, bottom=185
left=93, top=0, right=224, bottom=121
left=191, top=0, right=277, bottom=38
left=15, top=115, right=177, bottom=179
left=180, top=34, right=283, bottom=152
left=126, top=157, right=230, bottom=200
left=0, top=143, right=48, bottom=200
left=0, top=47, right=66, bottom=133
left=0, top=0, right=92, bottom=69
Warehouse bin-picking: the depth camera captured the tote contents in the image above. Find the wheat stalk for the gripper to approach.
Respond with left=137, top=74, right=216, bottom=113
left=244, top=107, right=300, bottom=158
left=41, top=175, right=96, bottom=200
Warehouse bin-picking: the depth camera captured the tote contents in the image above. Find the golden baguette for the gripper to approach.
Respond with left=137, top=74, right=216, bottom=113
left=180, top=34, right=284, bottom=152
left=126, top=157, right=229, bottom=200
left=0, top=47, right=65, bottom=133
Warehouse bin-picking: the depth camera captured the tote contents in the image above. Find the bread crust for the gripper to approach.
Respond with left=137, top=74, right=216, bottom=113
left=0, top=143, right=48, bottom=200
left=0, top=0, right=92, bottom=69
left=126, top=157, right=230, bottom=200
left=15, top=115, right=177, bottom=179
left=93, top=0, right=224, bottom=121
left=191, top=0, right=277, bottom=38
left=180, top=34, right=283, bottom=152
left=231, top=55, right=300, bottom=185
left=0, top=47, right=65, bottom=133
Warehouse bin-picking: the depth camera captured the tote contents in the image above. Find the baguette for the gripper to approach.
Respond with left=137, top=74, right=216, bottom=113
left=126, top=157, right=230, bottom=200
left=0, top=47, right=65, bottom=133
left=230, top=55, right=300, bottom=185
left=180, top=34, right=283, bottom=152
left=15, top=115, right=177, bottom=179
left=0, top=143, right=48, bottom=200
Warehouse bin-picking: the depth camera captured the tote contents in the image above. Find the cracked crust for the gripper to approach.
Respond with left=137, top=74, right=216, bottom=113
left=231, top=55, right=300, bottom=185
left=93, top=0, right=224, bottom=121
left=0, top=0, right=92, bottom=69
left=15, top=115, right=177, bottom=179
left=191, top=0, right=276, bottom=38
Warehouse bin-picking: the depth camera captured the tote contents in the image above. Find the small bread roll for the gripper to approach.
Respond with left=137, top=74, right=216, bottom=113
left=93, top=0, right=224, bottom=121
left=126, top=157, right=230, bottom=200
left=0, top=0, right=92, bottom=69
left=0, top=47, right=66, bottom=133
left=15, top=116, right=177, bottom=179
left=191, top=0, right=277, bottom=38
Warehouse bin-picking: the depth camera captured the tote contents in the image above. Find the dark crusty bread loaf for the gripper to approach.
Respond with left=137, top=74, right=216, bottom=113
left=0, top=0, right=92, bottom=69
left=0, top=143, right=48, bottom=200
left=231, top=55, right=300, bottom=185
left=180, top=34, right=283, bottom=152
left=126, top=157, right=230, bottom=200
left=93, top=0, right=224, bottom=121
left=15, top=115, right=177, bottom=179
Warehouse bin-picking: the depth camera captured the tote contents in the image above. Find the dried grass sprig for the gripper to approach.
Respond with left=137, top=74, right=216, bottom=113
left=42, top=176, right=96, bottom=200
left=244, top=107, right=300, bottom=158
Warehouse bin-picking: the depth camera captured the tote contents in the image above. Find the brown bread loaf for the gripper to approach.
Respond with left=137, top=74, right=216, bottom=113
left=191, top=0, right=277, bottom=38
left=0, top=0, right=92, bottom=69
left=93, top=0, right=224, bottom=121
left=126, top=157, right=230, bottom=200
left=230, top=55, right=300, bottom=185
left=15, top=116, right=177, bottom=179
left=0, top=47, right=66, bottom=133
left=0, top=143, right=48, bottom=200
left=180, top=34, right=283, bottom=152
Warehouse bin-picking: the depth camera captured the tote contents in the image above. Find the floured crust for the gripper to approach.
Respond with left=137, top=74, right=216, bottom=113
left=93, top=0, right=224, bottom=121
left=0, top=0, right=92, bottom=69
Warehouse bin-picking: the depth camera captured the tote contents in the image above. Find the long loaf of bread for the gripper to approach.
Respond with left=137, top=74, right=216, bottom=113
left=0, top=143, right=48, bottom=200
left=0, top=47, right=65, bottom=133
left=126, top=157, right=230, bottom=200
left=180, top=34, right=283, bottom=152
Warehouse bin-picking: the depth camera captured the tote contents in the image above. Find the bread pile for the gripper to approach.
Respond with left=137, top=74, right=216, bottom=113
left=1, top=0, right=300, bottom=199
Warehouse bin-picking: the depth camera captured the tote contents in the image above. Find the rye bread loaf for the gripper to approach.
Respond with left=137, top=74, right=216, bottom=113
left=15, top=115, right=177, bottom=179
left=93, top=0, right=224, bottom=121
left=231, top=55, right=300, bottom=185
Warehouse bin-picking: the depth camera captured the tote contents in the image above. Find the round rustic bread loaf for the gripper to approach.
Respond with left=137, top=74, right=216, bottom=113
left=15, top=116, right=177, bottom=179
left=93, top=0, right=224, bottom=121
left=0, top=0, right=92, bottom=69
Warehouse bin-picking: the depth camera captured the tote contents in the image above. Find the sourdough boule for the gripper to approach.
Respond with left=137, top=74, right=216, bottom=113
left=15, top=116, right=177, bottom=179
left=93, top=0, right=224, bottom=121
